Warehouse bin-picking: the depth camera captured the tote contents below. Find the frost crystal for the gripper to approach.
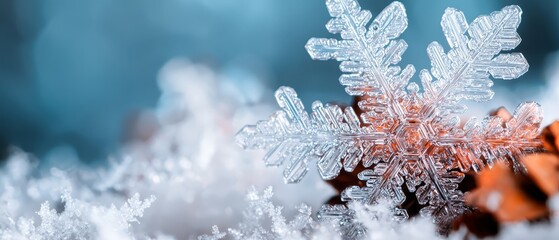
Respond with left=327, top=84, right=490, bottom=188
left=198, top=187, right=320, bottom=240
left=236, top=0, right=543, bottom=225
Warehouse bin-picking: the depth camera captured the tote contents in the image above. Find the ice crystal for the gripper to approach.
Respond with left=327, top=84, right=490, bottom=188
left=198, top=187, right=446, bottom=240
left=17, top=191, right=155, bottom=240
left=198, top=187, right=321, bottom=240
left=236, top=0, right=543, bottom=225
left=0, top=148, right=157, bottom=240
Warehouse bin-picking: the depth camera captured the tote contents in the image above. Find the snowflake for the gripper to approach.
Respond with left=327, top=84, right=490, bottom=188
left=236, top=0, right=543, bottom=225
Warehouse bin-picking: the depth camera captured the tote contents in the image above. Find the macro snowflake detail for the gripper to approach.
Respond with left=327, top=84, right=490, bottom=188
left=236, top=0, right=543, bottom=225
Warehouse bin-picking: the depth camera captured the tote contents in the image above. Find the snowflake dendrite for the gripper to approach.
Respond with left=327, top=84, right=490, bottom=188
left=236, top=0, right=543, bottom=224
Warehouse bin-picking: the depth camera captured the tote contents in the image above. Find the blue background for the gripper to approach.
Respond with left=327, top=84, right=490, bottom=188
left=0, top=0, right=557, bottom=161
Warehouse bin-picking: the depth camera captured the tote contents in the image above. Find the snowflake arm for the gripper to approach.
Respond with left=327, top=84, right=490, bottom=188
left=444, top=102, right=543, bottom=173
left=421, top=6, right=528, bottom=117
left=306, top=0, right=414, bottom=120
left=236, top=87, right=386, bottom=183
left=236, top=1, right=421, bottom=184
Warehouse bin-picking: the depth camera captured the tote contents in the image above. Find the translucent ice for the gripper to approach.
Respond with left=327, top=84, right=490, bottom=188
left=237, top=0, right=542, bottom=225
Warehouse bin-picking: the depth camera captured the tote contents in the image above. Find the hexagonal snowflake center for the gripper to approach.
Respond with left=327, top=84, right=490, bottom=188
left=394, top=123, right=430, bottom=155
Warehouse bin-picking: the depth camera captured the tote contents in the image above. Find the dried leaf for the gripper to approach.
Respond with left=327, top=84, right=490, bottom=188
left=524, top=153, right=559, bottom=196
left=465, top=163, right=549, bottom=222
left=542, top=121, right=559, bottom=153
left=451, top=210, right=499, bottom=238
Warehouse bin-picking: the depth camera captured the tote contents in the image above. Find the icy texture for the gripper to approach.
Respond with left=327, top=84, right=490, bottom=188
left=0, top=149, right=155, bottom=240
left=198, top=187, right=318, bottom=240
left=237, top=0, right=542, bottom=224
left=2, top=192, right=155, bottom=240
left=199, top=187, right=444, bottom=240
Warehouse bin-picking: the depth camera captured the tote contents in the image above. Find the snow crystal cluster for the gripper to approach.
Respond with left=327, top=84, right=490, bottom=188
left=0, top=149, right=155, bottom=240
left=237, top=0, right=543, bottom=227
left=198, top=187, right=444, bottom=240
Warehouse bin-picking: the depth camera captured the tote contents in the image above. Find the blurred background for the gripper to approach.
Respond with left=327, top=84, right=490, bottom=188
left=0, top=0, right=558, bottom=162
